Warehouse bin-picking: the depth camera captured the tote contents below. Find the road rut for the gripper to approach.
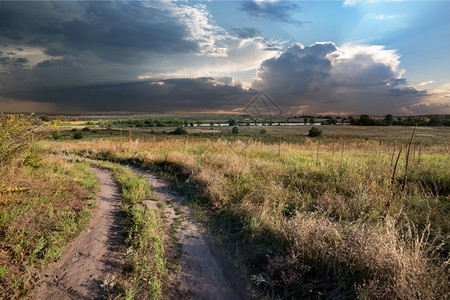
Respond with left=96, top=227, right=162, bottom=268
left=28, top=168, right=123, bottom=300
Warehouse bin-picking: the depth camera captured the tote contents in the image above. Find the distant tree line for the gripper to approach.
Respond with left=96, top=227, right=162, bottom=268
left=349, top=114, right=450, bottom=126
left=37, top=114, right=450, bottom=127
left=99, top=118, right=188, bottom=127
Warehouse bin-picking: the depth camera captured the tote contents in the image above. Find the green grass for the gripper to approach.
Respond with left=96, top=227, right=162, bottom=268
left=107, top=163, right=168, bottom=299
left=0, top=156, right=99, bottom=298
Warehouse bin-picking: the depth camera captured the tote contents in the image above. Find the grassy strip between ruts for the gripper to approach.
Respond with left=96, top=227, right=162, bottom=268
left=0, top=147, right=99, bottom=298
left=96, top=161, right=169, bottom=300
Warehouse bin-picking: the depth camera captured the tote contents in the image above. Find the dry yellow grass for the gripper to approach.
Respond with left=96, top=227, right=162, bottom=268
left=44, top=133, right=449, bottom=298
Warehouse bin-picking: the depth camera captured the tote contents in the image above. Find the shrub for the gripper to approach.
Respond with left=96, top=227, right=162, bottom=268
left=50, top=130, right=61, bottom=140
left=308, top=126, right=322, bottom=137
left=232, top=126, right=239, bottom=134
left=260, top=128, right=267, bottom=134
left=72, top=131, right=83, bottom=139
left=171, top=126, right=187, bottom=135
left=0, top=114, right=39, bottom=162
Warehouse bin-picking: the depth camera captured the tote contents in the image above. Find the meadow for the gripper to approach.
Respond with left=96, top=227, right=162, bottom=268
left=1, top=115, right=449, bottom=299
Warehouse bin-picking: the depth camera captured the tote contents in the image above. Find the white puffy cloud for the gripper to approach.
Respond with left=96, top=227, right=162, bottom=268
left=253, top=42, right=430, bottom=115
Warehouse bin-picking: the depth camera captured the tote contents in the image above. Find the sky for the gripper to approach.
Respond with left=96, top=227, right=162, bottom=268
left=0, top=0, right=449, bottom=115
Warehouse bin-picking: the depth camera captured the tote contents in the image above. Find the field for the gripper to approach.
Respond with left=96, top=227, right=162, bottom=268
left=1, top=115, right=449, bottom=299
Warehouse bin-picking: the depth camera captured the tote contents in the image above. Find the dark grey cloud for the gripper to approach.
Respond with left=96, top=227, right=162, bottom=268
left=0, top=1, right=198, bottom=63
left=3, top=77, right=255, bottom=113
left=253, top=42, right=427, bottom=114
left=240, top=1, right=304, bottom=24
left=0, top=54, right=29, bottom=68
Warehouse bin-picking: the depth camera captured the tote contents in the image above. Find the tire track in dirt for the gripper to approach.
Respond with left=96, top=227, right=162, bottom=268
left=27, top=168, right=123, bottom=300
left=129, top=166, right=251, bottom=300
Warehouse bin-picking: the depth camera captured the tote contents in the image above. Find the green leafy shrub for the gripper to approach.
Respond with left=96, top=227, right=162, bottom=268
left=72, top=131, right=83, bottom=140
left=308, top=126, right=322, bottom=137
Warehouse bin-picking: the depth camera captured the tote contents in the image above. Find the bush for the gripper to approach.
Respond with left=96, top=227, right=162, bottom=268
left=50, top=130, right=61, bottom=140
left=260, top=128, right=267, bottom=134
left=232, top=126, right=239, bottom=134
left=0, top=114, right=39, bottom=162
left=308, top=127, right=322, bottom=137
left=171, top=126, right=187, bottom=135
left=72, top=131, right=83, bottom=139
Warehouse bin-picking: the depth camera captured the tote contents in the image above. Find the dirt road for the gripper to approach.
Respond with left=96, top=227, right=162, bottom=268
left=28, top=164, right=250, bottom=299
left=28, top=168, right=123, bottom=299
left=130, top=166, right=250, bottom=300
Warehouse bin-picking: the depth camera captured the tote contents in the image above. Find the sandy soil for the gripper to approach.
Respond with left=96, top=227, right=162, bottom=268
left=130, top=166, right=251, bottom=300
left=27, top=168, right=123, bottom=300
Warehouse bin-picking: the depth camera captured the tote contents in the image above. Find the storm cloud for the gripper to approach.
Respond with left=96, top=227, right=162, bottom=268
left=2, top=77, right=255, bottom=113
left=252, top=42, right=429, bottom=115
left=0, top=1, right=445, bottom=114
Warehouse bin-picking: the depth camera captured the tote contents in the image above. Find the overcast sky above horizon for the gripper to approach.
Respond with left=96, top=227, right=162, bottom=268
left=0, top=0, right=449, bottom=115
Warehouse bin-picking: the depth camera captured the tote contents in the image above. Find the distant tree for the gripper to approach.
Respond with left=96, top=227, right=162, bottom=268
left=349, top=116, right=357, bottom=125
left=428, top=116, right=443, bottom=126
left=309, top=118, right=316, bottom=124
left=210, top=121, right=214, bottom=127
left=325, top=118, right=337, bottom=125
left=304, top=117, right=308, bottom=123
left=228, top=119, right=237, bottom=126
left=232, top=126, right=239, bottom=134
left=308, top=127, right=322, bottom=137
left=358, top=114, right=372, bottom=125
left=135, top=120, right=144, bottom=127
left=384, top=114, right=394, bottom=125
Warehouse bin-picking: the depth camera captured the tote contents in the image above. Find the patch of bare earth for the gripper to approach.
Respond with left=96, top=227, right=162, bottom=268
left=130, top=166, right=252, bottom=300
left=27, top=168, right=123, bottom=299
